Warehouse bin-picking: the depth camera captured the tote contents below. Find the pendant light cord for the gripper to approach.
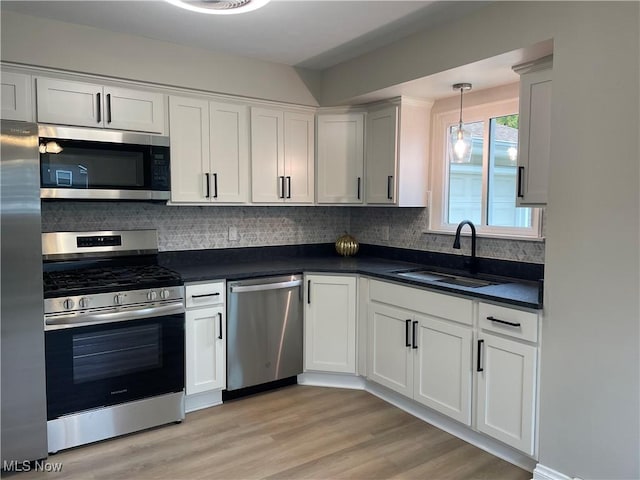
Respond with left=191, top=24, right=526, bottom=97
left=458, top=87, right=464, bottom=127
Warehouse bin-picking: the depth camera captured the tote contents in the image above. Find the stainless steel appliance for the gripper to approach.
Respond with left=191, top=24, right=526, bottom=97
left=227, top=275, right=303, bottom=391
left=42, top=230, right=185, bottom=453
left=1, top=121, right=48, bottom=465
left=38, top=125, right=170, bottom=201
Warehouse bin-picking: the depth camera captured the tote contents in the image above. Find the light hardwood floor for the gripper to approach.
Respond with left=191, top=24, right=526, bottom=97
left=16, top=386, right=531, bottom=480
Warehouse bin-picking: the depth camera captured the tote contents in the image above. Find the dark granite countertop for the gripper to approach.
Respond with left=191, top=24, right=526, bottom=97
left=160, top=244, right=543, bottom=310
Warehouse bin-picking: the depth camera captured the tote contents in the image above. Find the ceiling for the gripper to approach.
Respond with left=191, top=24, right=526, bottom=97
left=1, top=0, right=489, bottom=71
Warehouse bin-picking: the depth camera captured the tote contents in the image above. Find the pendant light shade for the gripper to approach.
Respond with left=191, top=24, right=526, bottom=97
left=449, top=83, right=473, bottom=164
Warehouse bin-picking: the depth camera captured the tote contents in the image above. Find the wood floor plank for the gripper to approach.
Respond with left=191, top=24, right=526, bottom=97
left=16, top=385, right=531, bottom=480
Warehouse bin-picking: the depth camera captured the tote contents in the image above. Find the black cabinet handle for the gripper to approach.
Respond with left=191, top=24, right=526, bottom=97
left=307, top=280, right=311, bottom=304
left=477, top=339, right=484, bottom=372
left=517, top=166, right=525, bottom=198
left=412, top=321, right=418, bottom=349
left=487, top=316, right=521, bottom=327
left=106, top=93, right=112, bottom=123
left=405, top=319, right=411, bottom=347
left=387, top=175, right=393, bottom=200
left=357, top=177, right=361, bottom=200
left=96, top=92, right=101, bottom=123
left=191, top=292, right=220, bottom=298
left=213, top=173, right=218, bottom=198
left=205, top=173, right=210, bottom=198
left=218, top=312, right=223, bottom=340
left=279, top=176, right=285, bottom=199
left=286, top=176, right=291, bottom=199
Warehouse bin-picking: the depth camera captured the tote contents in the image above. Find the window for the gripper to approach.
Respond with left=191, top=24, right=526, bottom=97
left=430, top=94, right=541, bottom=239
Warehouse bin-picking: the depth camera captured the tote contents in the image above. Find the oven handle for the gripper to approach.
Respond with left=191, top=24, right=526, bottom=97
left=45, top=302, right=185, bottom=330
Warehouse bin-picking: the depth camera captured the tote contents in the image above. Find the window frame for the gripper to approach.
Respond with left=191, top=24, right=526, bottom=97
left=429, top=95, right=542, bottom=240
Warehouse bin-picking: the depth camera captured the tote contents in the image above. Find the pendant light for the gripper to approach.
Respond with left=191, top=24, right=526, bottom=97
left=449, top=83, right=473, bottom=164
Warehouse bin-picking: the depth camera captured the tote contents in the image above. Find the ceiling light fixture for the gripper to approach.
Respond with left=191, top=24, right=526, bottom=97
left=165, top=0, right=271, bottom=15
left=450, top=83, right=473, bottom=164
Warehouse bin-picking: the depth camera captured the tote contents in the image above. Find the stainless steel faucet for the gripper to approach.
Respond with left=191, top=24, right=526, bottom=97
left=453, top=220, right=477, bottom=274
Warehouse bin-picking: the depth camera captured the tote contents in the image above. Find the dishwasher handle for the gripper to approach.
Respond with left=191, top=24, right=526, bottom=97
left=229, top=279, right=302, bottom=294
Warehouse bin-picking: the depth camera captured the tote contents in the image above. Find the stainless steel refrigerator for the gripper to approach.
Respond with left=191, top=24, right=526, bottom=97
left=1, top=121, right=48, bottom=463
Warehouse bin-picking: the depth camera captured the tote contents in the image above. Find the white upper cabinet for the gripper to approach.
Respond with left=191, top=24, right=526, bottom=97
left=36, top=77, right=165, bottom=134
left=514, top=56, right=552, bottom=206
left=169, top=96, right=249, bottom=204
left=365, top=99, right=432, bottom=206
left=1, top=71, right=33, bottom=122
left=251, top=107, right=314, bottom=203
left=316, top=113, right=365, bottom=204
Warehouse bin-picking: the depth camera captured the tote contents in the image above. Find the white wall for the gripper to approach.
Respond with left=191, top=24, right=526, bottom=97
left=0, top=10, right=321, bottom=106
left=323, top=2, right=640, bottom=478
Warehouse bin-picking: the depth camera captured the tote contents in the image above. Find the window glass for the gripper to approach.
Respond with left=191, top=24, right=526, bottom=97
left=447, top=121, right=483, bottom=225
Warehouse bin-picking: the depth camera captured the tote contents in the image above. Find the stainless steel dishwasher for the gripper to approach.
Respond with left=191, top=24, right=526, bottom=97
left=227, top=275, right=303, bottom=391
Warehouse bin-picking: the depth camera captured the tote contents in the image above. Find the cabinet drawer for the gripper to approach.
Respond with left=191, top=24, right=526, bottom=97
left=478, top=303, right=538, bottom=343
left=369, top=279, right=473, bottom=325
left=186, top=282, right=225, bottom=308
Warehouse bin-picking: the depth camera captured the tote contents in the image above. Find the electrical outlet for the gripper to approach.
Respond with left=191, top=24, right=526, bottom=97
left=228, top=226, right=239, bottom=241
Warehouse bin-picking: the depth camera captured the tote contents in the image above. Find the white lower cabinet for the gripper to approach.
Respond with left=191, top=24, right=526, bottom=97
left=367, top=280, right=473, bottom=424
left=304, top=274, right=357, bottom=374
left=476, top=303, right=539, bottom=455
left=185, top=282, right=226, bottom=396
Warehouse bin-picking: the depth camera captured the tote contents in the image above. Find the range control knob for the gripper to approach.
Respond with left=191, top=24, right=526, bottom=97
left=147, top=290, right=158, bottom=301
left=79, top=297, right=90, bottom=309
left=114, top=293, right=125, bottom=305
left=160, top=289, right=170, bottom=300
left=62, top=298, right=75, bottom=310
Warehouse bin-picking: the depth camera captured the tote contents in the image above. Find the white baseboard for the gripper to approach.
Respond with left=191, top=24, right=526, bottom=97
left=185, top=390, right=222, bottom=413
left=533, top=464, right=573, bottom=480
left=297, top=371, right=537, bottom=473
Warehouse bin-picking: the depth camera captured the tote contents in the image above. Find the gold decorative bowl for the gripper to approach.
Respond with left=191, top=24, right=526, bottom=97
left=335, top=233, right=359, bottom=257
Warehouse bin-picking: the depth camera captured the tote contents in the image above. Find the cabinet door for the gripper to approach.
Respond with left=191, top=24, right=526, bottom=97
left=476, top=332, right=536, bottom=455
left=413, top=315, right=472, bottom=425
left=366, top=106, right=398, bottom=204
left=185, top=306, right=226, bottom=394
left=36, top=78, right=102, bottom=128
left=284, top=112, right=314, bottom=203
left=1, top=71, right=32, bottom=122
left=367, top=303, right=413, bottom=397
left=317, top=113, right=364, bottom=204
left=517, top=67, right=551, bottom=205
left=210, top=102, right=249, bottom=203
left=169, top=96, right=210, bottom=202
left=304, top=275, right=357, bottom=374
left=103, top=86, right=165, bottom=134
left=251, top=107, right=284, bottom=203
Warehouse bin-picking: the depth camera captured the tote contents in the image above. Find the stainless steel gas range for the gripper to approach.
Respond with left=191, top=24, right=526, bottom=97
left=42, top=230, right=185, bottom=453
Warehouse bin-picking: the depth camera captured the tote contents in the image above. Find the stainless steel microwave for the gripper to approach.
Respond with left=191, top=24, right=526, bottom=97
left=39, top=125, right=170, bottom=201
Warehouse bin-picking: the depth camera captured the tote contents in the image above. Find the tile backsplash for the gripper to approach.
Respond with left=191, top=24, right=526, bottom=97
left=41, top=203, right=544, bottom=264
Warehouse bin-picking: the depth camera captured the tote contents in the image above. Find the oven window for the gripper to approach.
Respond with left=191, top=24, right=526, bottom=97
left=72, top=324, right=162, bottom=383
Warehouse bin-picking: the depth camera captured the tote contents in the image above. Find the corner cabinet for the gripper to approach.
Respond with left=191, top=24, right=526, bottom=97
left=365, top=99, right=432, bottom=206
left=304, top=274, right=357, bottom=374
left=316, top=113, right=365, bottom=204
left=36, top=77, right=165, bottom=134
left=169, top=96, right=249, bottom=203
left=250, top=107, right=314, bottom=203
left=513, top=56, right=552, bottom=206
left=1, top=71, right=32, bottom=122
left=184, top=282, right=226, bottom=398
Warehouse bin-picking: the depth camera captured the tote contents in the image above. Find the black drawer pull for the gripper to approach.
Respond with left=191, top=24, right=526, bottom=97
left=487, top=316, right=521, bottom=327
left=477, top=339, right=484, bottom=372
left=213, top=173, right=218, bottom=198
left=205, top=173, right=210, bottom=198
left=286, top=176, right=291, bottom=199
left=387, top=175, right=393, bottom=200
left=218, top=312, right=223, bottom=340
left=106, top=93, right=112, bottom=123
left=96, top=92, right=101, bottom=123
left=307, top=280, right=311, bottom=304
left=517, top=166, right=525, bottom=198
left=405, top=319, right=411, bottom=347
left=191, top=292, right=220, bottom=298
left=412, top=320, right=418, bottom=349
left=357, top=177, right=361, bottom=200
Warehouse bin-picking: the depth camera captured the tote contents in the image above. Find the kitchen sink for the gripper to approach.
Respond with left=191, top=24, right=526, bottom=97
left=394, top=270, right=498, bottom=289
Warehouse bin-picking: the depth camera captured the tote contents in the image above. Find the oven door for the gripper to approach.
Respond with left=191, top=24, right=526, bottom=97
left=45, top=313, right=184, bottom=420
